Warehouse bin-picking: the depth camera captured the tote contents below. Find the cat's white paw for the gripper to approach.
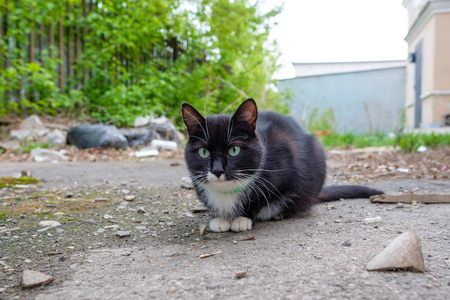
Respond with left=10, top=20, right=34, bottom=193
left=209, top=218, right=231, bottom=232
left=231, top=217, right=253, bottom=232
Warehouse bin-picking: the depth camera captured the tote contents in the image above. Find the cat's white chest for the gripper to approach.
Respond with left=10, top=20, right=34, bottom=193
left=202, top=187, right=243, bottom=219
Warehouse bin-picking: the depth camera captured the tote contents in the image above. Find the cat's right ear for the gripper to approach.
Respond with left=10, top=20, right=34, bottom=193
left=181, top=103, right=206, bottom=136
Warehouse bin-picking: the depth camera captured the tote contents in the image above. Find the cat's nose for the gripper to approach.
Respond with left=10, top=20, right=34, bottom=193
left=212, top=160, right=224, bottom=178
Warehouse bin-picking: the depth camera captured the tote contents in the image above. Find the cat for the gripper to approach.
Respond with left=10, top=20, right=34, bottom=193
left=182, top=98, right=383, bottom=232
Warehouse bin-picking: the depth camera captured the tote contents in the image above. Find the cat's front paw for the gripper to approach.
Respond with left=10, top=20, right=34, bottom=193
left=231, top=217, right=253, bottom=232
left=209, top=218, right=231, bottom=232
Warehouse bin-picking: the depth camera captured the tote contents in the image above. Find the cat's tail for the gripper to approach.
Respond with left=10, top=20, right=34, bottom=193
left=318, top=185, right=384, bottom=202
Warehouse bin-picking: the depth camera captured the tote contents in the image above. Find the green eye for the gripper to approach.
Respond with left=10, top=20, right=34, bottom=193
left=228, top=146, right=241, bottom=157
left=198, top=148, right=210, bottom=158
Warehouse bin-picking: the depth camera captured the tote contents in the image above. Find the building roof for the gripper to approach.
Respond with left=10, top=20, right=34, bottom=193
left=292, top=60, right=406, bottom=78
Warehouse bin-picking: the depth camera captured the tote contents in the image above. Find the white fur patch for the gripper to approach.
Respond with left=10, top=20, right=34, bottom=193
left=231, top=217, right=252, bottom=232
left=199, top=174, right=249, bottom=219
left=209, top=217, right=231, bottom=232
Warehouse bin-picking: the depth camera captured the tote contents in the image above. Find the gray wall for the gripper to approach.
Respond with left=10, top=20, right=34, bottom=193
left=278, top=67, right=406, bottom=134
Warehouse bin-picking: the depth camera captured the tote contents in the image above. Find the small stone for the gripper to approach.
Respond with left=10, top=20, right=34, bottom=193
left=124, top=195, right=136, bottom=201
left=192, top=206, right=208, bottom=213
left=137, top=207, right=147, bottom=214
left=342, top=241, right=352, bottom=247
left=21, top=270, right=54, bottom=289
left=65, top=193, right=74, bottom=199
left=103, top=214, right=113, bottom=219
left=364, top=216, right=383, bottom=224
left=367, top=231, right=425, bottom=272
left=21, top=170, right=32, bottom=177
left=396, top=203, right=405, bottom=208
left=334, top=219, right=342, bottom=223
left=96, top=228, right=106, bottom=233
left=113, top=231, right=131, bottom=238
left=181, top=177, right=194, bottom=189
left=199, top=224, right=207, bottom=235
left=121, top=189, right=130, bottom=195
left=104, top=225, right=120, bottom=230
left=38, top=221, right=61, bottom=227
left=235, top=271, right=247, bottom=279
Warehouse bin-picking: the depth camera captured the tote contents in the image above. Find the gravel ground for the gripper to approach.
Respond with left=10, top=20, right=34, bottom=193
left=0, top=149, right=449, bottom=300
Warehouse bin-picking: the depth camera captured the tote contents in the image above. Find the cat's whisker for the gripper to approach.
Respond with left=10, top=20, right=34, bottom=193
left=228, top=135, right=248, bottom=143
left=189, top=135, right=208, bottom=144
left=205, top=117, right=210, bottom=140
left=240, top=168, right=287, bottom=173
left=226, top=118, right=233, bottom=144
left=247, top=181, right=272, bottom=216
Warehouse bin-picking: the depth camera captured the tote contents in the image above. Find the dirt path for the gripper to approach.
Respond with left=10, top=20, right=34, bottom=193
left=0, top=158, right=449, bottom=299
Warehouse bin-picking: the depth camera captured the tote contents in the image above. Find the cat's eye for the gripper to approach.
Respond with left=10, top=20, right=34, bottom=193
left=198, top=148, right=210, bottom=158
left=228, top=146, right=241, bottom=157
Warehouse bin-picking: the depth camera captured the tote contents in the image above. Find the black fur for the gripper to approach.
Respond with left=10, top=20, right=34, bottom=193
left=182, top=99, right=383, bottom=223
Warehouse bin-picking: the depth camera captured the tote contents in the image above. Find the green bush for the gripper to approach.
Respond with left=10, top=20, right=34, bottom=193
left=0, top=0, right=289, bottom=126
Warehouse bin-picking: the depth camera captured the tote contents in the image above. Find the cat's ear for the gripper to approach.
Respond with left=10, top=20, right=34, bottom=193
left=232, top=98, right=258, bottom=135
left=181, top=103, right=206, bottom=136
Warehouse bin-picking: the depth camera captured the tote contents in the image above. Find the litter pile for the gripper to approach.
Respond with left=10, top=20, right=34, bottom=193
left=0, top=114, right=184, bottom=162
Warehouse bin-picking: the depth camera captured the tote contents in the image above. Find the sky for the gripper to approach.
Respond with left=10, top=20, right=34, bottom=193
left=259, top=0, right=409, bottom=79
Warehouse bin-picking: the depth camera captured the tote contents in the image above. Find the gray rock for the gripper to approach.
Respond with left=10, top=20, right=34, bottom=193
left=113, top=231, right=131, bottom=238
left=44, top=129, right=65, bottom=145
left=38, top=221, right=61, bottom=227
left=137, top=207, right=147, bottom=214
left=30, top=148, right=68, bottom=162
left=181, top=177, right=194, bottom=189
left=10, top=115, right=49, bottom=140
left=134, top=115, right=151, bottom=128
left=367, top=231, right=425, bottom=272
left=21, top=270, right=54, bottom=289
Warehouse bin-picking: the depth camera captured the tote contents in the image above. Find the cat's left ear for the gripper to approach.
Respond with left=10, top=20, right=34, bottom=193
left=181, top=103, right=206, bottom=136
left=232, top=98, right=258, bottom=135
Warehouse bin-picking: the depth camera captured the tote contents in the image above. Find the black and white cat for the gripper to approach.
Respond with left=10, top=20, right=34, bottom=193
left=182, top=98, right=383, bottom=232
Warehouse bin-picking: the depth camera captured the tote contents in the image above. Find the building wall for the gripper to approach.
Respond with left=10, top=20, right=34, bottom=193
left=403, top=1, right=450, bottom=128
left=278, top=67, right=406, bottom=134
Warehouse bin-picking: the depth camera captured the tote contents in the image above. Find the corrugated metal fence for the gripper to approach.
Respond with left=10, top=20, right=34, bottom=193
left=278, top=67, right=406, bottom=134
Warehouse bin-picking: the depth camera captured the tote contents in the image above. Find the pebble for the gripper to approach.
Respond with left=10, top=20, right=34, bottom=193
left=65, top=192, right=74, bottom=198
left=342, top=241, right=352, bottom=247
left=364, top=216, right=383, bottom=224
left=124, top=195, right=136, bottom=201
left=199, top=224, right=207, bottom=235
left=113, top=231, right=131, bottom=238
left=21, top=270, right=54, bottom=289
left=235, top=271, right=247, bottom=279
left=38, top=221, right=61, bottom=227
left=181, top=177, right=194, bottom=189
left=192, top=206, right=208, bottom=213
left=137, top=207, right=147, bottom=214
left=104, top=225, right=120, bottom=230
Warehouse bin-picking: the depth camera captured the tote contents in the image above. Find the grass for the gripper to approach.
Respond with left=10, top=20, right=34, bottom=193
left=0, top=176, right=39, bottom=188
left=317, top=132, right=450, bottom=152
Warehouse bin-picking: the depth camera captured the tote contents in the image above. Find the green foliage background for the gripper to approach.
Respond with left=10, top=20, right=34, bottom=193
left=0, top=0, right=289, bottom=127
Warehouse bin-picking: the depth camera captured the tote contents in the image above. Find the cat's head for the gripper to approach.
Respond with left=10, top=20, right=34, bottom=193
left=182, top=99, right=262, bottom=192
